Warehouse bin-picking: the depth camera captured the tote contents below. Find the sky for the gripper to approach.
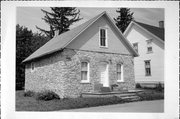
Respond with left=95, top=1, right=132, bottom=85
left=16, top=7, right=164, bottom=33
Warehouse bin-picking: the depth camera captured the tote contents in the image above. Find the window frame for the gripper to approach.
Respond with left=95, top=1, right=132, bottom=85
left=99, top=27, right=108, bottom=48
left=80, top=61, right=90, bottom=83
left=146, top=39, right=153, bottom=53
left=144, top=60, right=151, bottom=76
left=31, top=62, right=35, bottom=72
left=147, top=46, right=153, bottom=53
left=132, top=42, right=138, bottom=53
left=117, top=63, right=124, bottom=82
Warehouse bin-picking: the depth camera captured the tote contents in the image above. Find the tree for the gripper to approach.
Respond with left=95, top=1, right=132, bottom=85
left=36, top=7, right=82, bottom=38
left=16, top=24, right=50, bottom=90
left=16, top=24, right=33, bottom=90
left=114, top=8, right=134, bottom=33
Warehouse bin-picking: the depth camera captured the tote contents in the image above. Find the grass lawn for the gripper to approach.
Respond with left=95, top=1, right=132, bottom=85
left=16, top=89, right=164, bottom=111
left=16, top=90, right=125, bottom=111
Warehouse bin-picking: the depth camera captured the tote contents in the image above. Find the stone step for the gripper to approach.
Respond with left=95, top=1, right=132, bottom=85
left=81, top=93, right=138, bottom=98
left=81, top=90, right=144, bottom=99
left=117, top=93, right=137, bottom=97
left=120, top=95, right=141, bottom=101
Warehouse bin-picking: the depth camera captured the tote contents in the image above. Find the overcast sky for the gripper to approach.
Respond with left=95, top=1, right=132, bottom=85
left=17, top=7, right=164, bottom=33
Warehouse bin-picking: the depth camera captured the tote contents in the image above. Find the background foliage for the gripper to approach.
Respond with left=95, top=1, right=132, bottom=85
left=16, top=24, right=50, bottom=90
left=36, top=7, right=82, bottom=38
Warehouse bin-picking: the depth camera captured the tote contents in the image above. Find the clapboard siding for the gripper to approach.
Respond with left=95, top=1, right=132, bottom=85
left=125, top=24, right=164, bottom=83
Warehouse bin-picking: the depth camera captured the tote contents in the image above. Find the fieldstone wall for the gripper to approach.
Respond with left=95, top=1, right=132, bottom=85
left=25, top=51, right=67, bottom=98
left=62, top=48, right=135, bottom=97
left=25, top=48, right=135, bottom=98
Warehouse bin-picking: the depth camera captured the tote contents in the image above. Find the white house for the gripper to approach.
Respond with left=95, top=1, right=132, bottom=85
left=124, top=21, right=164, bottom=87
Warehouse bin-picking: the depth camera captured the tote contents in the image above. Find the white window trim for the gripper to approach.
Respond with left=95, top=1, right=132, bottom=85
left=31, top=62, right=35, bottom=72
left=147, top=46, right=153, bottom=53
left=117, top=64, right=124, bottom=82
left=81, top=62, right=90, bottom=83
left=144, top=60, right=151, bottom=76
left=99, top=27, right=108, bottom=48
left=146, top=39, right=153, bottom=53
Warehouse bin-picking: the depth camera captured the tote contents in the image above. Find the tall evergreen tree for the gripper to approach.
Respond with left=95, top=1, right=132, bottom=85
left=36, top=7, right=82, bottom=38
left=16, top=24, right=50, bottom=90
left=114, top=8, right=134, bottom=33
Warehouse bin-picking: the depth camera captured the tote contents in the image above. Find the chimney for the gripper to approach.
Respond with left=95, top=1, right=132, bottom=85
left=54, top=30, right=59, bottom=37
left=159, top=21, right=164, bottom=28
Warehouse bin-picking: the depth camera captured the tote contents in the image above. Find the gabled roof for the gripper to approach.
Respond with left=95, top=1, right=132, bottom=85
left=23, top=11, right=138, bottom=63
left=124, top=21, right=164, bottom=43
left=135, top=21, right=164, bottom=41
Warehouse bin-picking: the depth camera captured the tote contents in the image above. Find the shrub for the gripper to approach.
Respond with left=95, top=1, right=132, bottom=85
left=143, top=86, right=154, bottom=90
left=111, top=84, right=118, bottom=91
left=136, top=83, right=141, bottom=89
left=36, top=90, right=60, bottom=101
left=24, top=90, right=35, bottom=97
left=137, top=92, right=164, bottom=101
left=155, top=82, right=163, bottom=92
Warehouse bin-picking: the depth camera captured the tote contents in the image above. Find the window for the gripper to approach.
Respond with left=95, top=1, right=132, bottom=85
left=100, top=28, right=107, bottom=47
left=117, top=64, right=123, bottom=82
left=144, top=60, right=151, bottom=76
left=146, top=39, right=153, bottom=53
left=147, top=47, right=152, bottom=52
left=31, top=62, right=35, bottom=72
left=133, top=43, right=138, bottom=53
left=81, top=62, right=89, bottom=83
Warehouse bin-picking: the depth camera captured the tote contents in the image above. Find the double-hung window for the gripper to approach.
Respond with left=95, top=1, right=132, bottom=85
left=144, top=60, right=151, bottom=76
left=100, top=28, right=107, bottom=47
left=81, top=62, right=89, bottom=83
left=117, top=64, right=123, bottom=82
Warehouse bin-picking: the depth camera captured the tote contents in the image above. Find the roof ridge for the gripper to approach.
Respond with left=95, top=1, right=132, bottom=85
left=23, top=11, right=107, bottom=62
left=65, top=11, right=105, bottom=35
left=23, top=11, right=138, bottom=63
left=132, top=21, right=164, bottom=41
left=134, top=21, right=164, bottom=29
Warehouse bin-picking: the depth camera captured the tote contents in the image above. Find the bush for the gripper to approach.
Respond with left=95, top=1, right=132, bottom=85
left=155, top=82, right=163, bottom=92
left=24, top=90, right=35, bottom=97
left=36, top=90, right=60, bottom=101
left=111, top=84, right=118, bottom=91
left=136, top=83, right=141, bottom=89
left=137, top=92, right=164, bottom=101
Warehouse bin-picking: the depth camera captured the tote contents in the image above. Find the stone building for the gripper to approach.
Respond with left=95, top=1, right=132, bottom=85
left=23, top=11, right=138, bottom=98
